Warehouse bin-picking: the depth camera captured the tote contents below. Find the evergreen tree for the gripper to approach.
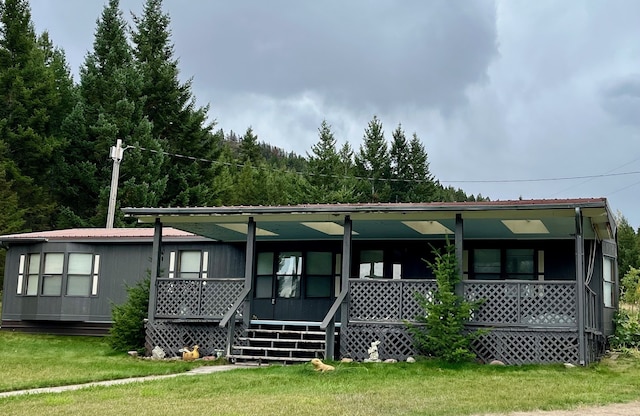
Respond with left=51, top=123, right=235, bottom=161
left=354, top=116, right=391, bottom=202
left=336, top=141, right=361, bottom=202
left=389, top=124, right=411, bottom=202
left=406, top=133, right=438, bottom=202
left=70, top=0, right=165, bottom=226
left=617, top=213, right=640, bottom=276
left=306, top=120, right=342, bottom=202
left=132, top=0, right=220, bottom=207
left=239, top=127, right=262, bottom=164
left=0, top=0, right=72, bottom=230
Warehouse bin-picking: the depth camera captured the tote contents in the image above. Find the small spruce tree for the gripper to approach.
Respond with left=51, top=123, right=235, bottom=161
left=109, top=275, right=150, bottom=353
left=407, top=243, right=482, bottom=363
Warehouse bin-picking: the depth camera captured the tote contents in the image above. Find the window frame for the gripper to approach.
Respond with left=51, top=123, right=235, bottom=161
left=470, top=248, right=539, bottom=281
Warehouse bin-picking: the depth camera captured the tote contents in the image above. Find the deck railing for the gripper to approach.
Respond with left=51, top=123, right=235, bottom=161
left=154, top=277, right=244, bottom=320
left=348, top=278, right=578, bottom=328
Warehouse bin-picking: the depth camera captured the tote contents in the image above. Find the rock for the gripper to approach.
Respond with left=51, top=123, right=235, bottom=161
left=406, top=356, right=416, bottom=363
left=564, top=363, right=576, bottom=368
left=340, top=358, right=354, bottom=363
left=151, top=346, right=166, bottom=360
left=364, top=358, right=381, bottom=363
left=489, top=360, right=505, bottom=366
left=127, top=351, right=138, bottom=357
left=384, top=359, right=398, bottom=363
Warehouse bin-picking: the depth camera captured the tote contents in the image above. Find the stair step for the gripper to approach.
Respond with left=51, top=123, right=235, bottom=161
left=246, top=328, right=327, bottom=336
left=239, top=336, right=325, bottom=344
left=229, top=354, right=314, bottom=363
left=233, top=345, right=325, bottom=353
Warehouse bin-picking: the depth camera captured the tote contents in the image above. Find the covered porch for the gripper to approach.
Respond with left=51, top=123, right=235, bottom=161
left=124, top=199, right=616, bottom=365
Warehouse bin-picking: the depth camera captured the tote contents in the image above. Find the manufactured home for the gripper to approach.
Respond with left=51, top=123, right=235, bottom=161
left=121, top=198, right=618, bottom=365
left=0, top=198, right=618, bottom=364
left=0, top=228, right=213, bottom=335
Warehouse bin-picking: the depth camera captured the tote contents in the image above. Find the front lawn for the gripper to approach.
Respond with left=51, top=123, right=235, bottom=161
left=2, top=332, right=640, bottom=416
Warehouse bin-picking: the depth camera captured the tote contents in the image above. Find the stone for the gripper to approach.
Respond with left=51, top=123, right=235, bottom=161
left=406, top=356, right=416, bottom=363
left=340, top=358, right=354, bottom=363
left=489, top=360, right=505, bottom=366
left=127, top=351, right=138, bottom=357
left=384, top=358, right=397, bottom=363
left=564, top=363, right=576, bottom=368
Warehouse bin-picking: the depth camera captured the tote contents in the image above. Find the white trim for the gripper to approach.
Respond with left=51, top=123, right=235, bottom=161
left=17, top=254, right=25, bottom=295
left=169, top=251, right=176, bottom=278
left=91, top=255, right=100, bottom=295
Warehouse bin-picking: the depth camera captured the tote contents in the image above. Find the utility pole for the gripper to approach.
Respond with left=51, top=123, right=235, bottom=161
left=106, top=139, right=125, bottom=228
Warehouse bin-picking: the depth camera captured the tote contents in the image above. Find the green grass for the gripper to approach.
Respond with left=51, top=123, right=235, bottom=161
left=3, top=332, right=640, bottom=415
left=0, top=331, right=203, bottom=391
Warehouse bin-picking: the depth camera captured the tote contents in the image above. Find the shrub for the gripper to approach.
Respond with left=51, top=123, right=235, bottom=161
left=109, top=275, right=150, bottom=353
left=406, top=243, right=482, bottom=363
left=610, top=310, right=640, bottom=349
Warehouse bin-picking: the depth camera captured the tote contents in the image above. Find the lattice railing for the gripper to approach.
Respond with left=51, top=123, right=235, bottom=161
left=349, top=279, right=577, bottom=328
left=154, top=277, right=244, bottom=320
left=463, top=281, right=577, bottom=327
left=349, top=279, right=437, bottom=323
left=585, top=286, right=597, bottom=331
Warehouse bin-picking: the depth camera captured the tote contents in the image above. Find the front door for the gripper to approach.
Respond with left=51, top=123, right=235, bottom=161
left=252, top=251, right=339, bottom=322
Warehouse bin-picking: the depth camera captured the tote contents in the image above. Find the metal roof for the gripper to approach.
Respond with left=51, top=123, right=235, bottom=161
left=122, top=198, right=616, bottom=243
left=0, top=227, right=210, bottom=244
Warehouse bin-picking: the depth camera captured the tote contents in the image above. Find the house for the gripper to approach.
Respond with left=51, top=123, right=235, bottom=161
left=0, top=198, right=618, bottom=364
left=0, top=228, right=214, bottom=335
left=120, top=198, right=619, bottom=365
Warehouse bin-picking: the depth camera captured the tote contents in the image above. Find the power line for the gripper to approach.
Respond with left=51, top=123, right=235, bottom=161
left=130, top=144, right=640, bottom=186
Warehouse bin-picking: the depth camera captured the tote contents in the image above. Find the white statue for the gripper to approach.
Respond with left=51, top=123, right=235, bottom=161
left=365, top=340, right=381, bottom=362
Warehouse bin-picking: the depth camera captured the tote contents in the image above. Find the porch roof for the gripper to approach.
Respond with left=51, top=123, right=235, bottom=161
left=122, top=198, right=616, bottom=242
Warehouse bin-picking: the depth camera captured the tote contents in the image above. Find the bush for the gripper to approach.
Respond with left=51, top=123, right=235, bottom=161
left=109, top=276, right=150, bottom=353
left=406, top=243, right=483, bottom=363
left=610, top=310, right=640, bottom=350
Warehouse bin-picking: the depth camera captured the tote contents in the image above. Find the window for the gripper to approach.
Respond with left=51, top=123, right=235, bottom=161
left=26, top=253, right=41, bottom=296
left=66, top=253, right=93, bottom=296
left=179, top=251, right=203, bottom=279
left=505, top=249, right=535, bottom=280
left=603, top=257, right=615, bottom=308
left=255, top=252, right=274, bottom=299
left=472, top=248, right=537, bottom=280
left=277, top=252, right=301, bottom=298
left=473, top=249, right=501, bottom=279
left=42, top=253, right=64, bottom=296
left=306, top=252, right=332, bottom=298
left=359, top=250, right=384, bottom=278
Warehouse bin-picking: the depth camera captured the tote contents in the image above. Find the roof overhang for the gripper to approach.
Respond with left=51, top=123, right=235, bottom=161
left=122, top=199, right=616, bottom=243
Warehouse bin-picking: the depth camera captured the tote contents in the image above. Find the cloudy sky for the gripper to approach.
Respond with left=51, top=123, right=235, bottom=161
left=29, top=0, right=640, bottom=228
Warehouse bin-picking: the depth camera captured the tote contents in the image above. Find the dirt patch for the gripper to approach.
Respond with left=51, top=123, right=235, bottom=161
left=479, top=400, right=640, bottom=416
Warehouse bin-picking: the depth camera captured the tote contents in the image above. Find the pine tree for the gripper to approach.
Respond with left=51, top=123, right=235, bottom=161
left=239, top=127, right=263, bottom=164
left=132, top=0, right=220, bottom=207
left=389, top=124, right=411, bottom=202
left=306, top=120, right=342, bottom=202
left=354, top=116, right=391, bottom=202
left=406, top=133, right=438, bottom=202
left=69, top=0, right=165, bottom=226
left=0, top=0, right=71, bottom=230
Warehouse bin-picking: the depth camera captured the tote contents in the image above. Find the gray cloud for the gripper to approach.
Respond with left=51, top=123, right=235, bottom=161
left=28, top=0, right=640, bottom=228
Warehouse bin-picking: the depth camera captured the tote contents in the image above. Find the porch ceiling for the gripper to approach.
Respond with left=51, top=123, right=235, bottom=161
left=123, top=199, right=615, bottom=243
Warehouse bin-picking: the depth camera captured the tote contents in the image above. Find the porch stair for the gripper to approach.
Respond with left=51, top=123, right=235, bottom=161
left=229, top=321, right=338, bottom=365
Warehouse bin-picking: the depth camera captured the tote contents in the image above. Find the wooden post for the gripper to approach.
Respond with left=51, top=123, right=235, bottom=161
left=147, top=218, right=162, bottom=324
left=575, top=207, right=586, bottom=365
left=455, top=213, right=464, bottom=296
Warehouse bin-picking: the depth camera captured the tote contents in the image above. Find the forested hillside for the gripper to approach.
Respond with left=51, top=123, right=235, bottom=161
left=0, top=0, right=481, bottom=236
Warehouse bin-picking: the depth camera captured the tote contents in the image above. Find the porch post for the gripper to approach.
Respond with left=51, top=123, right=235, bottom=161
left=455, top=213, right=464, bottom=296
left=575, top=207, right=587, bottom=365
left=242, top=217, right=256, bottom=327
left=340, top=216, right=352, bottom=323
left=147, top=218, right=162, bottom=324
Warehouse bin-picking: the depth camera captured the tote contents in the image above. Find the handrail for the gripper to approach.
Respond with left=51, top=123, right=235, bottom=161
left=219, top=285, right=251, bottom=328
left=320, top=286, right=349, bottom=330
